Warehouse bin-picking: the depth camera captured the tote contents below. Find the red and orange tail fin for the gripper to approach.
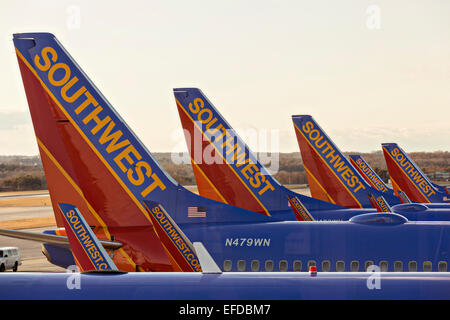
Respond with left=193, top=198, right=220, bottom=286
left=367, top=194, right=392, bottom=213
left=382, top=143, right=447, bottom=203
left=286, top=195, right=314, bottom=221
left=292, top=115, right=367, bottom=208
left=143, top=200, right=202, bottom=272
left=174, top=88, right=278, bottom=215
left=397, top=190, right=412, bottom=204
left=292, top=115, right=402, bottom=209
left=13, top=32, right=181, bottom=272
left=348, top=155, right=391, bottom=194
left=57, top=203, right=118, bottom=272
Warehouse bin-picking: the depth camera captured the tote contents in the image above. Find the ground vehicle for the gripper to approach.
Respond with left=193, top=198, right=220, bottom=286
left=0, top=247, right=21, bottom=272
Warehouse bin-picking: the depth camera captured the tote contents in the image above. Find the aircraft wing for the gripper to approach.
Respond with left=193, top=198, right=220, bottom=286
left=0, top=228, right=122, bottom=250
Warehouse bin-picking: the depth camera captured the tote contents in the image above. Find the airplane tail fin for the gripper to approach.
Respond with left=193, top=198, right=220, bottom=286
left=174, top=88, right=344, bottom=218
left=13, top=32, right=186, bottom=271
left=382, top=143, right=448, bottom=203
left=143, top=200, right=202, bottom=272
left=286, top=195, right=314, bottom=221
left=348, top=155, right=392, bottom=194
left=174, top=88, right=283, bottom=215
left=292, top=115, right=401, bottom=208
left=57, top=203, right=118, bottom=272
left=368, top=194, right=392, bottom=213
left=397, top=190, right=412, bottom=204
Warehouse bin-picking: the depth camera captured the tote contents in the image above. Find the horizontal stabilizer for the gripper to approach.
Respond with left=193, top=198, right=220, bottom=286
left=0, top=228, right=122, bottom=249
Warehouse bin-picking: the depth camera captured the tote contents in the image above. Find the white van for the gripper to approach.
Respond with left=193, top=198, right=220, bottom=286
left=0, top=247, right=21, bottom=272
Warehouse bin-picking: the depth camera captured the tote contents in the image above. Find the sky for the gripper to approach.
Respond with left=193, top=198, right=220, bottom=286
left=0, top=0, right=449, bottom=155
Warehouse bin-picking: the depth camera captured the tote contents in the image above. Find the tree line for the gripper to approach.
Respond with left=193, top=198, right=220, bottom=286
left=0, top=151, right=448, bottom=192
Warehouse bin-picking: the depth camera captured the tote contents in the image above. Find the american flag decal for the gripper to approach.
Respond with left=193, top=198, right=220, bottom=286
left=188, top=206, right=206, bottom=218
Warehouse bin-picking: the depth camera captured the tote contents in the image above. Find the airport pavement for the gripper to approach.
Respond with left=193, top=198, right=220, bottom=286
left=0, top=206, right=53, bottom=222
left=0, top=192, right=49, bottom=199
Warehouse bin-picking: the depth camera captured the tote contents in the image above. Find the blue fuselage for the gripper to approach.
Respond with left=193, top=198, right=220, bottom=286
left=181, top=218, right=450, bottom=272
left=1, top=272, right=450, bottom=300
left=44, top=214, right=450, bottom=273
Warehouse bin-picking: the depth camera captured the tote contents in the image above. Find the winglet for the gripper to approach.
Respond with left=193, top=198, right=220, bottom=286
left=193, top=242, right=222, bottom=274
left=57, top=203, right=118, bottom=272
left=143, top=200, right=203, bottom=272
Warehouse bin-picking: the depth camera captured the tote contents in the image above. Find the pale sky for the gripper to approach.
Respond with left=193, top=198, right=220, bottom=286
left=0, top=0, right=449, bottom=155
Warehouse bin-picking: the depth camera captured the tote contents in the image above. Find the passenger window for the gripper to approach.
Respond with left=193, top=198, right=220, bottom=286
left=237, top=260, right=246, bottom=271
left=265, top=260, right=274, bottom=272
left=0, top=251, right=3, bottom=258
left=307, top=260, right=316, bottom=270
left=336, top=261, right=345, bottom=272
left=438, top=261, right=447, bottom=272
left=394, top=261, right=403, bottom=272
left=350, top=261, right=359, bottom=272
left=408, top=261, right=417, bottom=272
left=379, top=261, right=388, bottom=272
left=223, top=260, right=232, bottom=272
left=293, top=260, right=302, bottom=272
left=251, top=260, right=260, bottom=272
left=279, top=260, right=288, bottom=272
left=423, top=261, right=432, bottom=272
left=321, top=260, right=330, bottom=272
left=365, top=261, right=374, bottom=271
